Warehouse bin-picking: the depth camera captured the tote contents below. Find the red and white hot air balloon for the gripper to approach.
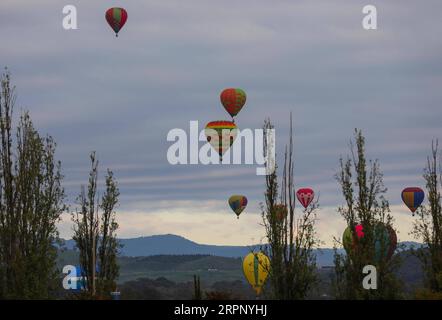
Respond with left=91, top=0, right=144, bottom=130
left=296, top=188, right=314, bottom=208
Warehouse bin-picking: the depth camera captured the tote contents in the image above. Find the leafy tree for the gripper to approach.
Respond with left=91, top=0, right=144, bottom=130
left=261, top=115, right=320, bottom=300
left=332, top=129, right=402, bottom=299
left=411, top=140, right=442, bottom=293
left=0, top=70, right=66, bottom=299
left=72, top=152, right=120, bottom=299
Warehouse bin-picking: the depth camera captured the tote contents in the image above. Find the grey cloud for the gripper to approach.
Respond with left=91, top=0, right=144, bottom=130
left=1, top=0, right=441, bottom=219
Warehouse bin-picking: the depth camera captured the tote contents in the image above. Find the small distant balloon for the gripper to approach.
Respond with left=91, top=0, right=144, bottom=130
left=273, top=204, right=288, bottom=222
left=296, top=188, right=314, bottom=208
left=204, top=120, right=238, bottom=160
left=220, top=88, right=247, bottom=120
left=242, top=252, right=270, bottom=296
left=228, top=195, right=248, bottom=219
left=401, top=187, right=424, bottom=213
left=105, top=7, right=128, bottom=37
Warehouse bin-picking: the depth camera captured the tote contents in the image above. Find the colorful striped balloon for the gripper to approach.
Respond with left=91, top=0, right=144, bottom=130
left=401, top=187, right=424, bottom=213
left=228, top=195, right=248, bottom=219
left=105, top=7, right=128, bottom=37
left=242, top=252, right=270, bottom=296
left=204, top=120, right=237, bottom=160
left=220, top=88, right=247, bottom=119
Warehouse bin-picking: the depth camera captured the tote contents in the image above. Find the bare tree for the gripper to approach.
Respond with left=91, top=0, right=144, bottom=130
left=261, top=115, right=320, bottom=299
left=411, top=140, right=442, bottom=294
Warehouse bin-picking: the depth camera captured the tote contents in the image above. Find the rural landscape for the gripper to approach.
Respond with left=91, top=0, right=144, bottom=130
left=0, top=0, right=441, bottom=306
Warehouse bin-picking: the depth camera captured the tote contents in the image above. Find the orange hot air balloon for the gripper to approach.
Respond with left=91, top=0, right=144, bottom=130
left=273, top=204, right=288, bottom=222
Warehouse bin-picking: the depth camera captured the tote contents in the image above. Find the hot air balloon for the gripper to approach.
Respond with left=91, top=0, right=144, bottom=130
left=228, top=195, right=248, bottom=219
left=220, top=88, right=247, bottom=121
left=342, top=223, right=396, bottom=262
left=342, top=226, right=354, bottom=254
left=273, top=204, right=288, bottom=222
left=296, top=188, right=314, bottom=208
left=342, top=224, right=364, bottom=254
left=355, top=224, right=364, bottom=239
left=205, top=120, right=237, bottom=161
left=401, top=187, right=424, bottom=214
left=242, top=252, right=270, bottom=296
left=373, top=223, right=391, bottom=262
left=386, top=225, right=397, bottom=259
left=105, top=7, right=128, bottom=37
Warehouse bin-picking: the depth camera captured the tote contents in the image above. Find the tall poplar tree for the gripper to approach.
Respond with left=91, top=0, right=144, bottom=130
left=412, top=140, right=442, bottom=296
left=0, top=70, right=66, bottom=299
left=72, top=152, right=120, bottom=299
left=261, top=116, right=320, bottom=299
left=332, top=129, right=402, bottom=299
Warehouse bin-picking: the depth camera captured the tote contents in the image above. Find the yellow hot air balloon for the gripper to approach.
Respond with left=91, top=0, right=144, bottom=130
left=242, top=252, right=270, bottom=296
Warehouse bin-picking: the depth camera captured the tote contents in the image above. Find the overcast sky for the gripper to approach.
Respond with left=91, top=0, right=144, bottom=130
left=1, top=0, right=441, bottom=246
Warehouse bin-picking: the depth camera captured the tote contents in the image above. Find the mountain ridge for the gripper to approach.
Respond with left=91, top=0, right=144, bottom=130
left=62, top=234, right=423, bottom=267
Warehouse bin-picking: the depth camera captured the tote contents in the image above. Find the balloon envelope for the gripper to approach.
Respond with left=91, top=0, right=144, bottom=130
left=105, top=7, right=128, bottom=36
left=296, top=188, right=314, bottom=208
left=343, top=223, right=396, bottom=262
left=273, top=204, right=288, bottom=221
left=373, top=223, right=391, bottom=262
left=386, top=225, right=397, bottom=259
left=228, top=195, right=248, bottom=218
left=242, top=252, right=270, bottom=295
left=342, top=223, right=364, bottom=255
left=355, top=224, right=364, bottom=239
left=205, top=120, right=237, bottom=158
left=342, top=226, right=354, bottom=254
left=220, top=88, right=247, bottom=118
left=401, top=187, right=424, bottom=213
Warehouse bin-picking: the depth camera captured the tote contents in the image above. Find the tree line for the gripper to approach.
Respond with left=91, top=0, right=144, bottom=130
left=0, top=71, right=441, bottom=300
left=0, top=71, right=120, bottom=299
left=260, top=117, right=442, bottom=300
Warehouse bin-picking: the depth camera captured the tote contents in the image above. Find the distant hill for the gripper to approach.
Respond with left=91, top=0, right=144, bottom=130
left=63, top=234, right=261, bottom=258
left=61, top=234, right=423, bottom=267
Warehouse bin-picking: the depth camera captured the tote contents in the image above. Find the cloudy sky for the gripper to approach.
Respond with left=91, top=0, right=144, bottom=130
left=1, top=0, right=441, bottom=246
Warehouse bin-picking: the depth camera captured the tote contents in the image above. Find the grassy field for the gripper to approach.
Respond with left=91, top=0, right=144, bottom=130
left=57, top=250, right=246, bottom=285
